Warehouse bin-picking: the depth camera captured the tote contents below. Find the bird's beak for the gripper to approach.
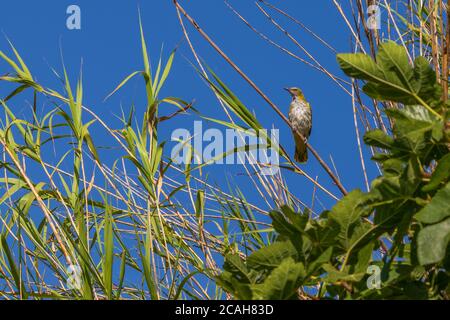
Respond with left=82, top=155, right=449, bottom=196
left=284, top=87, right=291, bottom=94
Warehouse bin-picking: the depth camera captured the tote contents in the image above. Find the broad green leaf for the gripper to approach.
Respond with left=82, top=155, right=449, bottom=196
left=413, top=56, right=442, bottom=103
left=269, top=209, right=308, bottom=255
left=337, top=41, right=442, bottom=118
left=322, top=263, right=366, bottom=283
left=418, top=218, right=450, bottom=265
left=415, top=182, right=450, bottom=224
left=345, top=241, right=375, bottom=280
left=376, top=41, right=413, bottom=90
left=337, top=53, right=383, bottom=81
left=385, top=105, right=443, bottom=157
left=217, top=271, right=253, bottom=300
left=247, top=241, right=298, bottom=271
left=270, top=206, right=309, bottom=237
left=253, top=258, right=305, bottom=300
left=329, top=190, right=372, bottom=250
left=422, top=154, right=450, bottom=192
left=306, top=246, right=333, bottom=274
left=223, top=254, right=253, bottom=283
left=329, top=190, right=368, bottom=227
left=364, top=129, right=394, bottom=149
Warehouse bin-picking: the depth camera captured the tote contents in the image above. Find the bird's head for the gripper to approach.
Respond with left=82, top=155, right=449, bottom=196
left=284, top=87, right=305, bottom=100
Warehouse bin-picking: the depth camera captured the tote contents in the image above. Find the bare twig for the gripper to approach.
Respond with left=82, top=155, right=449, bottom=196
left=173, top=0, right=348, bottom=196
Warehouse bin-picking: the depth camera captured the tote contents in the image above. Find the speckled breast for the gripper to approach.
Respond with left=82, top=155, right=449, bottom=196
left=288, top=99, right=312, bottom=138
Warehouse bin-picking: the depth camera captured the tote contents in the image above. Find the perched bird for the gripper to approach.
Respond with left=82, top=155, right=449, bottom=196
left=285, top=87, right=312, bottom=163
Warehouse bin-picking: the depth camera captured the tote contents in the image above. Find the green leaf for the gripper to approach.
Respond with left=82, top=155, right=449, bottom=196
left=337, top=41, right=442, bottom=118
left=322, top=263, right=366, bottom=283
left=415, top=182, right=450, bottom=224
left=364, top=129, right=394, bottom=149
left=198, top=67, right=263, bottom=130
left=376, top=42, right=413, bottom=87
left=269, top=206, right=309, bottom=236
left=105, top=71, right=141, bottom=101
left=269, top=208, right=308, bottom=255
left=422, top=154, right=450, bottom=192
left=84, top=133, right=100, bottom=163
left=329, top=190, right=371, bottom=250
left=1, top=234, right=27, bottom=297
left=222, top=254, right=253, bottom=283
left=253, top=258, right=305, bottom=300
left=247, top=241, right=298, bottom=271
left=329, top=190, right=368, bottom=227
left=217, top=272, right=253, bottom=300
left=102, top=202, right=114, bottom=299
left=347, top=241, right=375, bottom=279
left=154, top=49, right=176, bottom=97
left=413, top=56, right=442, bottom=103
left=306, top=246, right=333, bottom=274
left=195, top=190, right=205, bottom=219
left=337, top=53, right=383, bottom=81
left=386, top=105, right=442, bottom=142
left=418, top=218, right=450, bottom=265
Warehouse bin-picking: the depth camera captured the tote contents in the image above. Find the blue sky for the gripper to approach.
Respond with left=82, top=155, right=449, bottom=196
left=0, top=1, right=377, bottom=211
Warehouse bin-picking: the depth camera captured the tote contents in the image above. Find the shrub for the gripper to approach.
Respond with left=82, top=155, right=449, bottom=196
left=217, top=42, right=450, bottom=300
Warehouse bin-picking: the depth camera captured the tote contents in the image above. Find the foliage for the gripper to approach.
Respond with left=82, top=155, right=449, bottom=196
left=1, top=1, right=450, bottom=300
left=0, top=20, right=221, bottom=300
left=217, top=42, right=450, bottom=300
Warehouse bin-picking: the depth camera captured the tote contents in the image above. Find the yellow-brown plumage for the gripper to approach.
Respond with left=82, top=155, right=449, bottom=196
left=285, top=87, right=312, bottom=163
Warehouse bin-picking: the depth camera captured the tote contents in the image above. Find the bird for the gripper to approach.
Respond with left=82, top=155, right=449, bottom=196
left=285, top=87, right=312, bottom=163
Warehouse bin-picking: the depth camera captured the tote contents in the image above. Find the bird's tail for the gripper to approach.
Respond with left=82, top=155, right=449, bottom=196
left=294, top=134, right=308, bottom=163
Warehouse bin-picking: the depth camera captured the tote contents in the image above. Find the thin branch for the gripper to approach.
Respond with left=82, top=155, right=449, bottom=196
left=173, top=0, right=348, bottom=196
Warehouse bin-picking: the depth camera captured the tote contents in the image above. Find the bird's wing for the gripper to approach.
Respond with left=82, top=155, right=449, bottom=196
left=307, top=104, right=312, bottom=138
